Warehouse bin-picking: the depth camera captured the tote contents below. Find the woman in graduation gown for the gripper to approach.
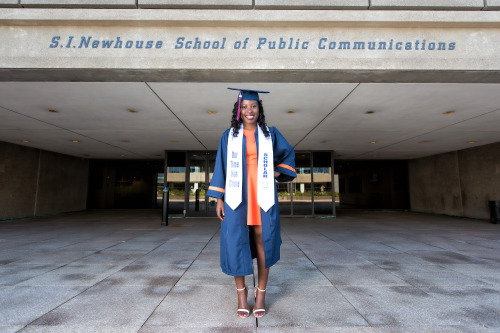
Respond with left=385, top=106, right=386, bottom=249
left=207, top=88, right=296, bottom=318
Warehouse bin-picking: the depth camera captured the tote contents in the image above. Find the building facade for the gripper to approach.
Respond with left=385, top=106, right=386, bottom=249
left=1, top=1, right=499, bottom=220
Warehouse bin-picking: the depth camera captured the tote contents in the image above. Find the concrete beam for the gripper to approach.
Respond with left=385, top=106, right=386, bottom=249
left=255, top=0, right=369, bottom=10
left=20, top=0, right=138, bottom=8
left=484, top=0, right=500, bottom=10
left=0, top=0, right=20, bottom=7
left=370, top=0, right=485, bottom=11
left=1, top=69, right=500, bottom=83
left=138, top=0, right=251, bottom=9
left=1, top=9, right=500, bottom=28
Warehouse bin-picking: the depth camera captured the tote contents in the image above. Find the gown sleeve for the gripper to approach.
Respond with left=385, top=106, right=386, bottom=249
left=206, top=130, right=229, bottom=199
left=271, top=127, right=297, bottom=183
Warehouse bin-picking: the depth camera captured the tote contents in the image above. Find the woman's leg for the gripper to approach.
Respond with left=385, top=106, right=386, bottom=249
left=252, top=225, right=269, bottom=316
left=235, top=276, right=249, bottom=317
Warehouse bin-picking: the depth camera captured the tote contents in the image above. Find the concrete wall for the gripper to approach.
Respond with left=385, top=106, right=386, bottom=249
left=338, top=160, right=410, bottom=209
left=87, top=159, right=163, bottom=209
left=409, top=142, right=500, bottom=219
left=1, top=0, right=498, bottom=10
left=0, top=141, right=89, bottom=220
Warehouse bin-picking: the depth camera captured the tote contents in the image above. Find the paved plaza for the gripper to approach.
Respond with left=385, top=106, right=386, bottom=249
left=0, top=210, right=499, bottom=332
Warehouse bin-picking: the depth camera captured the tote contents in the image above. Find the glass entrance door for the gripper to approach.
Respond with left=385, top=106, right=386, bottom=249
left=185, top=152, right=217, bottom=217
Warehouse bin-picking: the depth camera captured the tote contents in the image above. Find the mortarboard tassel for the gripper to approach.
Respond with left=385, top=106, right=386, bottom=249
left=236, top=90, right=242, bottom=121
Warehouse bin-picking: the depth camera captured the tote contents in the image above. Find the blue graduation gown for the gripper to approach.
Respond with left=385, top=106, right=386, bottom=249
left=207, top=126, right=296, bottom=276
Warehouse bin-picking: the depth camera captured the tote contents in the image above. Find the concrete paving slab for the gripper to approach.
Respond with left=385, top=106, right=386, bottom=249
left=443, top=263, right=500, bottom=287
left=18, top=264, right=124, bottom=286
left=325, top=240, right=400, bottom=252
left=60, top=240, right=126, bottom=251
left=153, top=240, right=207, bottom=251
left=19, top=325, right=142, bottom=332
left=133, top=249, right=200, bottom=267
left=30, top=285, right=170, bottom=327
left=97, top=264, right=185, bottom=286
left=0, top=326, right=24, bottom=333
left=127, top=231, right=178, bottom=242
left=278, top=248, right=310, bottom=263
left=176, top=261, right=245, bottom=286
left=0, top=264, right=62, bottom=286
left=420, top=286, right=500, bottom=330
left=374, top=326, right=496, bottom=333
left=383, top=264, right=489, bottom=287
left=104, top=240, right=164, bottom=251
left=12, top=250, right=94, bottom=265
left=354, top=250, right=433, bottom=267
left=468, top=240, right=500, bottom=250
left=194, top=251, right=222, bottom=263
left=381, top=240, right=444, bottom=251
left=1, top=239, right=82, bottom=251
left=69, top=249, right=148, bottom=266
left=336, top=285, right=486, bottom=330
left=1, top=210, right=499, bottom=331
left=405, top=250, right=489, bottom=265
left=317, top=264, right=410, bottom=286
left=256, top=285, right=370, bottom=328
left=456, top=248, right=500, bottom=264
left=423, top=238, right=496, bottom=252
left=142, top=285, right=256, bottom=330
left=297, top=248, right=373, bottom=266
left=0, top=286, right=87, bottom=325
left=258, top=328, right=376, bottom=333
left=267, top=261, right=332, bottom=286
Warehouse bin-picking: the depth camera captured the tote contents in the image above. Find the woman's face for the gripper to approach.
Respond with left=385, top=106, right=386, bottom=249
left=240, top=99, right=259, bottom=126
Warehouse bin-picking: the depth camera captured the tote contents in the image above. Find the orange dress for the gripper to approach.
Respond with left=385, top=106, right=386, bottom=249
left=244, top=129, right=262, bottom=226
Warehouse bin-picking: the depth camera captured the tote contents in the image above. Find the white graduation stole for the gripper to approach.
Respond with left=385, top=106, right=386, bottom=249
left=225, top=125, right=275, bottom=211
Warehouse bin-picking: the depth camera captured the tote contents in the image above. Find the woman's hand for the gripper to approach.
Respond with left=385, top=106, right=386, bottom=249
left=216, top=198, right=225, bottom=221
left=274, top=171, right=281, bottom=178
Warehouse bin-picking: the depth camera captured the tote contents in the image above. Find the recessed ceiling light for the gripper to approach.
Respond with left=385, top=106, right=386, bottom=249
left=48, top=109, right=58, bottom=113
left=443, top=110, right=455, bottom=115
left=467, top=141, right=476, bottom=144
left=208, top=110, right=216, bottom=114
left=287, top=110, right=295, bottom=114
left=22, top=140, right=30, bottom=143
left=365, top=111, right=375, bottom=114
left=72, top=140, right=80, bottom=143
left=128, top=109, right=138, bottom=113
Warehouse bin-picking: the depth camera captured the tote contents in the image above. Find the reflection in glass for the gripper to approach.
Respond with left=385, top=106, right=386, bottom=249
left=293, top=153, right=312, bottom=215
left=188, top=153, right=206, bottom=217
left=313, top=152, right=333, bottom=215
left=166, top=152, right=186, bottom=214
left=207, top=153, right=217, bottom=217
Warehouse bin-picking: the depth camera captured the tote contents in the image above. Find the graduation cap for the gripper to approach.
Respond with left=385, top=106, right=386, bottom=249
left=228, top=88, right=270, bottom=121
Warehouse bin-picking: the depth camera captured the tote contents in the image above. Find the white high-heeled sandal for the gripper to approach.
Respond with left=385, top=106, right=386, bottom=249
left=236, top=285, right=250, bottom=318
left=253, top=286, right=266, bottom=318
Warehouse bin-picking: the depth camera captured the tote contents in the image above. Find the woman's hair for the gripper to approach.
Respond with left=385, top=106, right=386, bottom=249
left=231, top=100, right=270, bottom=138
